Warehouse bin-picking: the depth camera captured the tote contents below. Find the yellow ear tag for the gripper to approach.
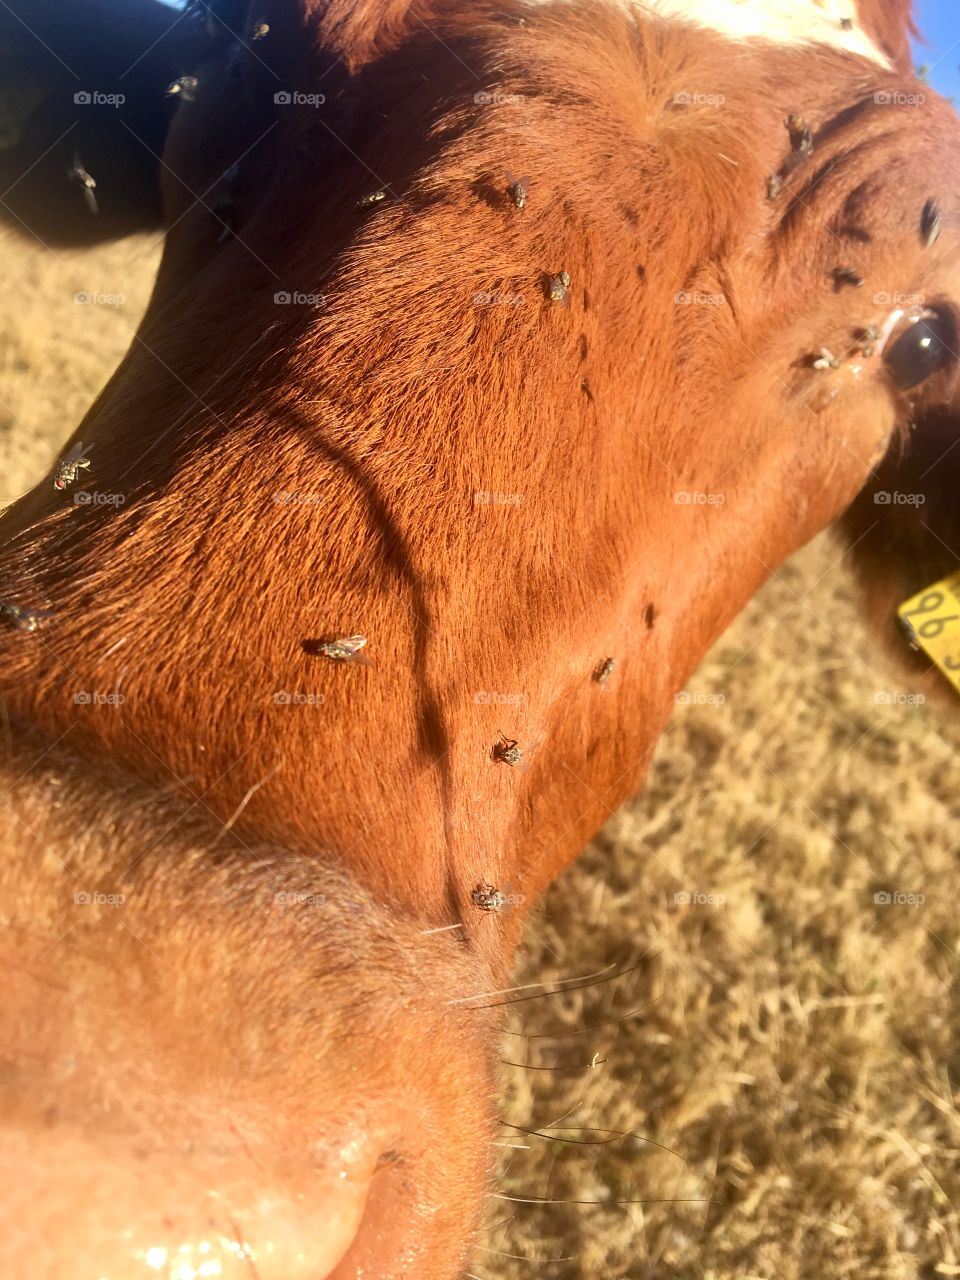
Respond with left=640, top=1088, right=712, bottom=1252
left=897, top=570, right=960, bottom=696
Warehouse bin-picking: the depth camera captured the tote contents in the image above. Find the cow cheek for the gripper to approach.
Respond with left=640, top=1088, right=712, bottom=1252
left=809, top=379, right=899, bottom=503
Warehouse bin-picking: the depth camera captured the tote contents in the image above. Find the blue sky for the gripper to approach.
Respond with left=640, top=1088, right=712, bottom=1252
left=914, top=0, right=959, bottom=101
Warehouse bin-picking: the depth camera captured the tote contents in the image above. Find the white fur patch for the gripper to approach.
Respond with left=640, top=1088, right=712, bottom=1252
left=525, top=0, right=892, bottom=69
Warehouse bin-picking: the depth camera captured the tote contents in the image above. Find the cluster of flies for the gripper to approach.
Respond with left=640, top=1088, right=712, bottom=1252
left=765, top=115, right=944, bottom=372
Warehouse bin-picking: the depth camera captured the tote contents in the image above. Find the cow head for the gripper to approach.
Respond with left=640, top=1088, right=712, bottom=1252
left=0, top=1, right=957, bottom=1276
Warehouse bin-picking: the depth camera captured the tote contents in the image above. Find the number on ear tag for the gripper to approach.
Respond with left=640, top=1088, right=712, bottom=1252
left=897, top=571, right=960, bottom=696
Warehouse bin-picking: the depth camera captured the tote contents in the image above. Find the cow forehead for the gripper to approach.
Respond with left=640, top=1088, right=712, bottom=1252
left=523, top=0, right=891, bottom=68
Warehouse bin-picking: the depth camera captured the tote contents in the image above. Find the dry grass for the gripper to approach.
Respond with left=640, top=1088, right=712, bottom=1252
left=2, top=227, right=958, bottom=1280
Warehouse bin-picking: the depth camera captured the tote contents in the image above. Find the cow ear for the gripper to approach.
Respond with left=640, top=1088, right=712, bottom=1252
left=0, top=0, right=189, bottom=245
left=838, top=386, right=960, bottom=704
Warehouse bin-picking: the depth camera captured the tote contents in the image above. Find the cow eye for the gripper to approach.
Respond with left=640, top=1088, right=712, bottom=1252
left=884, top=308, right=956, bottom=390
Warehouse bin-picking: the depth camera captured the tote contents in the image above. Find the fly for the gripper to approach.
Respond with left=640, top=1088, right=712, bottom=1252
left=832, top=266, right=864, bottom=290
left=504, top=171, right=531, bottom=210
left=54, top=441, right=91, bottom=490
left=166, top=76, right=199, bottom=102
left=812, top=347, right=841, bottom=370
left=921, top=198, right=942, bottom=248
left=785, top=113, right=813, bottom=157
left=67, top=152, right=98, bottom=214
left=0, top=602, right=51, bottom=632
left=546, top=270, right=571, bottom=306
left=593, top=657, right=615, bottom=686
left=492, top=733, right=522, bottom=766
left=471, top=881, right=506, bottom=912
left=302, top=634, right=371, bottom=665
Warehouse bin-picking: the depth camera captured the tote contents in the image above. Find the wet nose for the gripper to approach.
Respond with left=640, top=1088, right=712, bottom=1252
left=1, top=1124, right=387, bottom=1279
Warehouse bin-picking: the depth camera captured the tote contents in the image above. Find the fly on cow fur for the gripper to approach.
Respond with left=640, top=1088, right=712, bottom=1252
left=0, top=602, right=51, bottom=633
left=302, top=634, right=371, bottom=664
left=357, top=190, right=387, bottom=209
left=504, top=172, right=531, bottom=210
left=921, top=198, right=943, bottom=247
left=471, top=882, right=507, bottom=912
left=856, top=325, right=881, bottom=357
left=785, top=113, right=814, bottom=157
left=832, top=266, right=865, bottom=291
left=547, top=271, right=571, bottom=306
left=165, top=76, right=199, bottom=101
left=593, top=657, right=616, bottom=687
left=812, top=348, right=841, bottom=370
left=492, top=734, right=523, bottom=766
left=53, top=442, right=91, bottom=490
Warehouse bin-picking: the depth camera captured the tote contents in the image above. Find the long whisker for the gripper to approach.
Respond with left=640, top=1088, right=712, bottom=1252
left=498, top=1119, right=622, bottom=1147
left=500, top=1055, right=608, bottom=1072
left=449, top=961, right=619, bottom=1005
left=475, top=1245, right=575, bottom=1262
left=464, top=952, right=658, bottom=1010
left=483, top=1212, right=516, bottom=1234
left=490, top=1193, right=718, bottom=1207
left=501, top=991, right=668, bottom=1039
left=499, top=1120, right=685, bottom=1160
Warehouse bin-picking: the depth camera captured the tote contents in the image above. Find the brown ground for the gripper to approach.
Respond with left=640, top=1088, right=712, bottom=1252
left=2, top=228, right=958, bottom=1280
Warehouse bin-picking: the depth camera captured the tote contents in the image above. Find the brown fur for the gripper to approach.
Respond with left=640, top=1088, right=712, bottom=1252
left=0, top=1, right=957, bottom=1275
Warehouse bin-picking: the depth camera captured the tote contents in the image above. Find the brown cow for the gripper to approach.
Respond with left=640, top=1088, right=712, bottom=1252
left=0, top=0, right=957, bottom=1276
